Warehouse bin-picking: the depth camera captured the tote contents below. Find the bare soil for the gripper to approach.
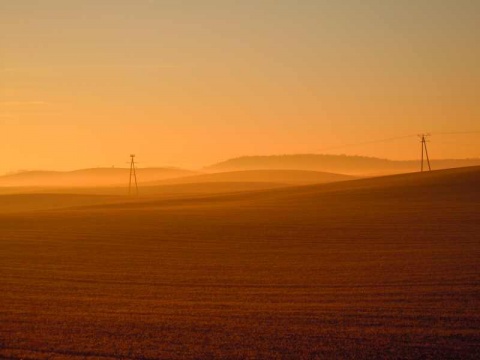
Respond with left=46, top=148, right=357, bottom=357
left=1, top=167, right=479, bottom=359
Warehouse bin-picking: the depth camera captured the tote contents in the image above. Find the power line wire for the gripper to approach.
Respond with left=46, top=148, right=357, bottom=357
left=316, top=131, right=480, bottom=153
left=432, top=131, right=480, bottom=135
left=316, top=134, right=417, bottom=153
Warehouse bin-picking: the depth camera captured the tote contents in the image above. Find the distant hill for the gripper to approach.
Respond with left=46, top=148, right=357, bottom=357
left=148, top=169, right=355, bottom=186
left=205, top=154, right=480, bottom=175
left=0, top=167, right=196, bottom=187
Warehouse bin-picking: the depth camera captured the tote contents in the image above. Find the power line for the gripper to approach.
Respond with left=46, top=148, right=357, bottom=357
left=316, top=130, right=480, bottom=154
left=316, top=134, right=417, bottom=153
left=128, top=154, right=138, bottom=196
left=419, top=134, right=432, bottom=172
left=432, top=131, right=480, bottom=135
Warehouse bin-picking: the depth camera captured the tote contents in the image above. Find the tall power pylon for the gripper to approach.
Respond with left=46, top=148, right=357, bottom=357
left=128, top=154, right=138, bottom=195
left=419, top=134, right=432, bottom=172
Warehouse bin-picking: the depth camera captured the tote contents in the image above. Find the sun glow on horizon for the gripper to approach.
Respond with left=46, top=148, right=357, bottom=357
left=1, top=0, right=479, bottom=173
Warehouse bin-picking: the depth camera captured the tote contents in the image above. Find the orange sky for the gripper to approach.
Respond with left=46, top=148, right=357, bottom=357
left=1, top=1, right=479, bottom=173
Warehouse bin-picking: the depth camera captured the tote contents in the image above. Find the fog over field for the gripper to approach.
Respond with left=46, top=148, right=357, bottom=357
left=0, top=168, right=196, bottom=187
left=206, top=154, right=480, bottom=175
left=1, top=166, right=479, bottom=359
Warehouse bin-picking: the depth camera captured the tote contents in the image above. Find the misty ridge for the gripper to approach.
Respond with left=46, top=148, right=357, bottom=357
left=206, top=154, right=480, bottom=175
left=1, top=154, right=480, bottom=188
left=0, top=167, right=195, bottom=187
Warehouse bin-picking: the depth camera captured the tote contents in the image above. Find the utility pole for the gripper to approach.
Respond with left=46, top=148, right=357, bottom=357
left=419, top=134, right=431, bottom=172
left=128, top=154, right=138, bottom=195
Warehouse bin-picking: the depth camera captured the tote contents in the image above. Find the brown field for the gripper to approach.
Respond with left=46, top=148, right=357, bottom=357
left=1, top=166, right=479, bottom=359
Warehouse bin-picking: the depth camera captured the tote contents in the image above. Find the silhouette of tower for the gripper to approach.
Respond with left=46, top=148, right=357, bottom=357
left=419, top=134, right=431, bottom=172
left=129, top=154, right=138, bottom=195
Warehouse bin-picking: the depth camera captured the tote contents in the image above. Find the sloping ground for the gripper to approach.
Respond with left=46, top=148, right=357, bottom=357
left=0, top=167, right=479, bottom=359
left=148, top=169, right=355, bottom=186
left=0, top=167, right=196, bottom=187
left=0, top=193, right=126, bottom=213
left=87, top=165, right=480, bottom=210
left=0, top=186, right=41, bottom=195
left=109, top=181, right=289, bottom=196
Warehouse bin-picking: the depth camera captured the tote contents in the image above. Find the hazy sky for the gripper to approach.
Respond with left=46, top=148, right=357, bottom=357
left=1, top=0, right=479, bottom=172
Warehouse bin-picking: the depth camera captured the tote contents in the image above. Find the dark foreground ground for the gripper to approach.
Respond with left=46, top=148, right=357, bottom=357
left=1, top=167, right=479, bottom=359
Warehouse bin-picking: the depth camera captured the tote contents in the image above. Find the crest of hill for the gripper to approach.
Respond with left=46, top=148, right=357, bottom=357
left=146, top=169, right=355, bottom=187
left=2, top=166, right=478, bottom=213
left=0, top=167, right=196, bottom=187
left=206, top=154, right=480, bottom=175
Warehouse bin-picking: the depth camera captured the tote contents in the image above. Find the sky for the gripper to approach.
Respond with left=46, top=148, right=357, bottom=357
left=1, top=0, right=479, bottom=173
